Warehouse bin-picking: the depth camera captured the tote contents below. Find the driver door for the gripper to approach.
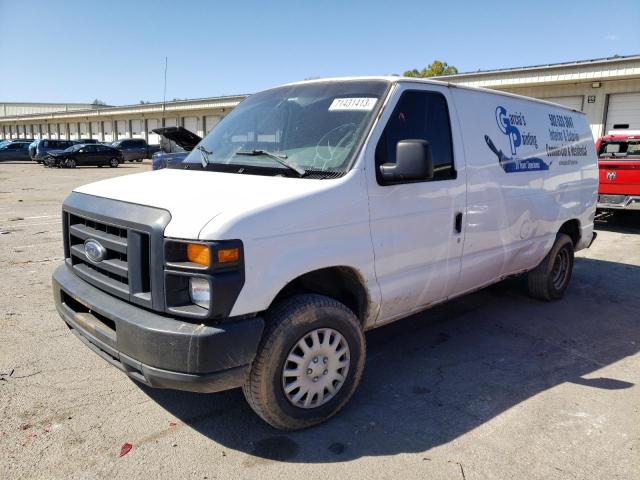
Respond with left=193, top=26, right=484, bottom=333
left=366, top=84, right=467, bottom=324
left=79, top=145, right=97, bottom=165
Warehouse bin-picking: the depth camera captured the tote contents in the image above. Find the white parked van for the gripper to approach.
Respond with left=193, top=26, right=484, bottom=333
left=52, top=77, right=598, bottom=430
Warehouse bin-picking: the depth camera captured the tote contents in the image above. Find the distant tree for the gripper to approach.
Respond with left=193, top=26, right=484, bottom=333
left=403, top=60, right=458, bottom=78
left=139, top=100, right=151, bottom=104
left=91, top=99, right=107, bottom=106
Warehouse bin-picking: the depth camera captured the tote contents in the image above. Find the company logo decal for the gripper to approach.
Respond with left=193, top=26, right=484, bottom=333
left=607, top=171, right=616, bottom=181
left=84, top=238, right=107, bottom=263
left=485, top=106, right=551, bottom=173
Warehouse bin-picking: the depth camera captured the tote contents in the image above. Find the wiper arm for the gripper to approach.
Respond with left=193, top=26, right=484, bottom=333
left=196, top=145, right=213, bottom=167
left=235, top=149, right=306, bottom=176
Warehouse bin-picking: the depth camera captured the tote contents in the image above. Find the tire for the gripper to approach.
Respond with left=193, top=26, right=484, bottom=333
left=243, top=294, right=365, bottom=430
left=109, top=157, right=119, bottom=168
left=527, top=233, right=574, bottom=301
left=66, top=158, right=77, bottom=168
left=136, top=159, right=143, bottom=163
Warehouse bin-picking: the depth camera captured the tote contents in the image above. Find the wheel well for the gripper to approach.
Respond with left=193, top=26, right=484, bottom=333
left=271, top=267, right=369, bottom=325
left=559, top=219, right=581, bottom=246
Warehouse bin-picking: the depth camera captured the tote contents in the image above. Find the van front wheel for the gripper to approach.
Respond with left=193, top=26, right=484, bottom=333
left=527, top=233, right=574, bottom=301
left=243, top=294, right=365, bottom=430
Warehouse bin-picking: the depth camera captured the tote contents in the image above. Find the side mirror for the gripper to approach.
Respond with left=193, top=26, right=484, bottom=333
left=379, top=139, right=434, bottom=183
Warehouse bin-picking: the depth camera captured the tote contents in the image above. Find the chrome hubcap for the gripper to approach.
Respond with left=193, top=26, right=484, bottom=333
left=282, top=328, right=350, bottom=409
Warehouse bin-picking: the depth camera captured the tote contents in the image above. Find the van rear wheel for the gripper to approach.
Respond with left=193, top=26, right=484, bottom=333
left=243, top=294, right=365, bottom=430
left=527, top=233, right=574, bottom=301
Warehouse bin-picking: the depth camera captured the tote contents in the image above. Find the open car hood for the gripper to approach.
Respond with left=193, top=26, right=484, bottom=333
left=152, top=126, right=202, bottom=151
left=47, top=150, right=67, bottom=157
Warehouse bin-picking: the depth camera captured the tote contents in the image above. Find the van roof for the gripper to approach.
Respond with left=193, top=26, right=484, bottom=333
left=284, top=76, right=587, bottom=115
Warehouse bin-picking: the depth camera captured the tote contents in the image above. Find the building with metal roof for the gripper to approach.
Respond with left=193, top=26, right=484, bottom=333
left=438, top=54, right=640, bottom=138
left=0, top=96, right=246, bottom=143
left=1, top=55, right=638, bottom=143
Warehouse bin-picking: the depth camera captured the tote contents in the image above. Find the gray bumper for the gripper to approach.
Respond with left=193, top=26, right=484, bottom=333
left=52, top=264, right=264, bottom=393
left=597, top=195, right=640, bottom=210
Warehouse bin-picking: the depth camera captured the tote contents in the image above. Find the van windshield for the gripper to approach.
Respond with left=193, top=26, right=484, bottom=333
left=599, top=140, right=640, bottom=159
left=180, top=80, right=390, bottom=177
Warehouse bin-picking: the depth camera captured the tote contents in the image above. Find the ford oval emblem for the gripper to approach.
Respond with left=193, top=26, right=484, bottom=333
left=607, top=171, right=616, bottom=181
left=84, top=238, right=107, bottom=263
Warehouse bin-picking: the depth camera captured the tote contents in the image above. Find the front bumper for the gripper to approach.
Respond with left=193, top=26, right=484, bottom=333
left=597, top=194, right=640, bottom=211
left=52, top=264, right=264, bottom=393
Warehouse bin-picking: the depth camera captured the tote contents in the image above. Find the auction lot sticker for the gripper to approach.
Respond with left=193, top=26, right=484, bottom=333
left=329, top=97, right=377, bottom=111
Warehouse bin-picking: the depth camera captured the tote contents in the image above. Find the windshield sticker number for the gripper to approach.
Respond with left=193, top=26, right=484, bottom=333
left=329, top=98, right=377, bottom=111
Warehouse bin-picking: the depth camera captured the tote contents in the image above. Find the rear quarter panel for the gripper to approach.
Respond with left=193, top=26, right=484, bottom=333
left=449, top=88, right=597, bottom=295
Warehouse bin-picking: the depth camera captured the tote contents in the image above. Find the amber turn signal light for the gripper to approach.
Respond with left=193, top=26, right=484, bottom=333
left=217, top=247, right=239, bottom=264
left=186, top=243, right=210, bottom=266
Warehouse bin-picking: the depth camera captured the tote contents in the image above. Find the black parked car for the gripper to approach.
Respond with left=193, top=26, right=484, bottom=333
left=0, top=141, right=31, bottom=161
left=45, top=144, right=123, bottom=168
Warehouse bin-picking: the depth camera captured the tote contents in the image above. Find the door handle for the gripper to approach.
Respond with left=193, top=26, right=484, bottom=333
left=454, top=212, right=463, bottom=234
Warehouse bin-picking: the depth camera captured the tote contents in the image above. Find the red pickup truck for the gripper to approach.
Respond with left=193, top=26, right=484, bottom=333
left=596, top=130, right=640, bottom=211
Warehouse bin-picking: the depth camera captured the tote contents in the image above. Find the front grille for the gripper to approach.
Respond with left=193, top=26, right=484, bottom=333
left=65, top=212, right=152, bottom=307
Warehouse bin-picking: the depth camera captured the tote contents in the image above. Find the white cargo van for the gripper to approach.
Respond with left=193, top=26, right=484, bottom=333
left=52, top=77, right=598, bottom=430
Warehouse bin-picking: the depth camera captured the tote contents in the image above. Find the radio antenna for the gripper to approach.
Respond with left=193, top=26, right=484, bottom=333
left=162, top=56, right=168, bottom=125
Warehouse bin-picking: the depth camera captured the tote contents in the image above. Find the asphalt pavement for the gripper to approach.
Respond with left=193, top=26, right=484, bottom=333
left=1, top=160, right=638, bottom=479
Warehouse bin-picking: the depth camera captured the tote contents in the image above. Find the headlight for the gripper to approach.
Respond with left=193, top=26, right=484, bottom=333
left=189, top=277, right=210, bottom=309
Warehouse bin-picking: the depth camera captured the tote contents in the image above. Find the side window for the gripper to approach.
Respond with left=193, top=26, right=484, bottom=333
left=375, top=90, right=455, bottom=184
left=120, top=140, right=130, bottom=148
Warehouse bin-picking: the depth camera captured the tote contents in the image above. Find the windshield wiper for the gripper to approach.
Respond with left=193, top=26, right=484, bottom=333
left=196, top=145, right=213, bottom=167
left=235, top=149, right=306, bottom=177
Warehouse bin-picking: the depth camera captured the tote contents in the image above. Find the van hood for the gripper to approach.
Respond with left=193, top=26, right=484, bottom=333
left=73, top=168, right=338, bottom=239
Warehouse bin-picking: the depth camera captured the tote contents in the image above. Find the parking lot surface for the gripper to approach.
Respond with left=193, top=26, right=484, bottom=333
left=1, top=160, right=639, bottom=480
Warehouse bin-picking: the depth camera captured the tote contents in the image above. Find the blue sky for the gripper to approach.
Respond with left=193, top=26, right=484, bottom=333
left=1, top=0, right=638, bottom=105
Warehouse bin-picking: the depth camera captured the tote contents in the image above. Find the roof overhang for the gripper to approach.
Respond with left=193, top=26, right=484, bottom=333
left=0, top=95, right=247, bottom=124
left=437, top=55, right=640, bottom=88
